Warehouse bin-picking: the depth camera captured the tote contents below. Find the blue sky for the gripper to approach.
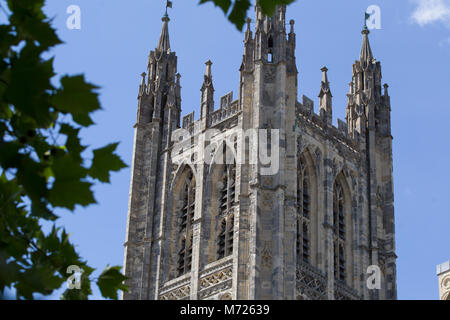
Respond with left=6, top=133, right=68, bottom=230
left=4, top=0, right=449, bottom=299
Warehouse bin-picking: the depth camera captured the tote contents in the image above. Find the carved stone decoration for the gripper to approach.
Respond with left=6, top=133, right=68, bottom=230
left=198, top=269, right=233, bottom=300
left=159, top=284, right=191, bottom=300
left=314, top=148, right=322, bottom=163
left=334, top=281, right=361, bottom=300
left=314, top=147, right=322, bottom=175
left=440, top=275, right=450, bottom=300
left=220, top=292, right=232, bottom=300
left=296, top=262, right=327, bottom=300
left=297, top=136, right=306, bottom=155
left=264, top=66, right=276, bottom=83
left=198, top=280, right=232, bottom=299
left=199, top=267, right=233, bottom=290
left=437, top=261, right=450, bottom=300
left=220, top=92, right=233, bottom=108
left=261, top=241, right=272, bottom=269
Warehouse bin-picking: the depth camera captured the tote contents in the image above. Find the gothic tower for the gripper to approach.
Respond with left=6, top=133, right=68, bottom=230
left=123, top=4, right=397, bottom=300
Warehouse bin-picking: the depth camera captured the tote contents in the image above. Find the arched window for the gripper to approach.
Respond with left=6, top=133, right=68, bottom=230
left=333, top=181, right=346, bottom=282
left=216, top=146, right=236, bottom=260
left=177, top=170, right=195, bottom=277
left=297, top=158, right=311, bottom=264
left=268, top=36, right=274, bottom=63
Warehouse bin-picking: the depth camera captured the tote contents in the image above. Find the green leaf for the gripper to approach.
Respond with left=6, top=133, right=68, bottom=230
left=31, top=201, right=57, bottom=221
left=7, top=0, right=62, bottom=49
left=0, top=0, right=127, bottom=300
left=49, top=179, right=95, bottom=209
left=16, top=156, right=48, bottom=202
left=60, top=123, right=87, bottom=164
left=0, top=252, right=21, bottom=293
left=200, top=0, right=297, bottom=30
left=89, top=143, right=127, bottom=183
left=228, top=0, right=251, bottom=31
left=52, top=75, right=101, bottom=127
left=0, top=141, right=21, bottom=169
left=259, top=0, right=296, bottom=16
left=96, top=266, right=128, bottom=300
left=5, top=48, right=55, bottom=126
left=48, top=155, right=96, bottom=209
left=199, top=0, right=232, bottom=14
left=14, top=265, right=64, bottom=299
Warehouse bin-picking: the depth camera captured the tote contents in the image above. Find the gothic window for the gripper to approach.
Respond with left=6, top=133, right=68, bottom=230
left=216, top=146, right=236, bottom=261
left=333, top=181, right=346, bottom=282
left=297, top=158, right=311, bottom=264
left=177, top=170, right=195, bottom=277
left=268, top=36, right=274, bottom=63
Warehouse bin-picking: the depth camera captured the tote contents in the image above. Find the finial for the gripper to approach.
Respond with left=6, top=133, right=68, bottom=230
left=246, top=18, right=252, bottom=31
left=362, top=25, right=370, bottom=35
left=360, top=17, right=373, bottom=64
left=139, top=72, right=146, bottom=95
left=205, top=60, right=213, bottom=79
left=383, top=83, right=389, bottom=96
left=362, top=11, right=370, bottom=35
left=319, top=66, right=332, bottom=98
left=321, top=66, right=329, bottom=83
left=157, top=2, right=171, bottom=53
left=164, top=0, right=173, bottom=19
left=289, top=19, right=295, bottom=33
left=140, top=72, right=146, bottom=86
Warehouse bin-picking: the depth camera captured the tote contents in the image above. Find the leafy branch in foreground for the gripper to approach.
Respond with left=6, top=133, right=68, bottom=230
left=199, top=0, right=296, bottom=30
left=0, top=0, right=127, bottom=299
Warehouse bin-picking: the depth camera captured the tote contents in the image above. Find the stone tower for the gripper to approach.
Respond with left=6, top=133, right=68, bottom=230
left=123, top=4, right=397, bottom=300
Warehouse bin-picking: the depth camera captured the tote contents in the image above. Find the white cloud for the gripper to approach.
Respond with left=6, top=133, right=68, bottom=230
left=411, top=0, right=450, bottom=27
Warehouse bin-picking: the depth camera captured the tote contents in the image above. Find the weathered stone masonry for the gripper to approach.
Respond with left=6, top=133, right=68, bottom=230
left=123, top=4, right=397, bottom=300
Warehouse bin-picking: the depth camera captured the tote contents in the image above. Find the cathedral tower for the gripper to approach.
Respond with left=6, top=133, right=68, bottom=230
left=123, top=4, right=397, bottom=300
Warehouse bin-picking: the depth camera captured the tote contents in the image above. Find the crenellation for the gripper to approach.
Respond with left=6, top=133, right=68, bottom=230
left=182, top=111, right=194, bottom=129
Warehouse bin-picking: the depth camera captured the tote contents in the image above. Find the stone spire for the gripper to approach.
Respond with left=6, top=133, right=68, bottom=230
left=319, top=66, right=332, bottom=125
left=253, top=3, right=288, bottom=63
left=157, top=14, right=171, bottom=54
left=360, top=26, right=373, bottom=67
left=143, top=1, right=179, bottom=128
left=201, top=60, right=214, bottom=119
left=138, top=72, right=147, bottom=97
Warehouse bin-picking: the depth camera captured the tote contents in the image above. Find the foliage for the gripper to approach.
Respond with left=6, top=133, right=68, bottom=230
left=199, top=0, right=296, bottom=30
left=0, top=0, right=127, bottom=299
